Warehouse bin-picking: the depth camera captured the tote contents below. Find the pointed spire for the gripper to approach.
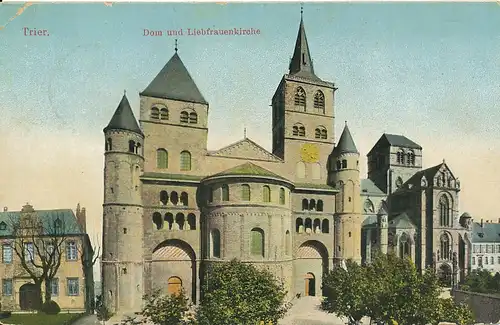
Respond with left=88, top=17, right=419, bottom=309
left=288, top=6, right=321, bottom=81
left=103, top=93, right=143, bottom=136
left=332, top=123, right=359, bottom=156
left=140, top=52, right=208, bottom=104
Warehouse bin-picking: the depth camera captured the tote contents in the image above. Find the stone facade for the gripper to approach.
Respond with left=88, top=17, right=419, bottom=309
left=101, top=15, right=472, bottom=319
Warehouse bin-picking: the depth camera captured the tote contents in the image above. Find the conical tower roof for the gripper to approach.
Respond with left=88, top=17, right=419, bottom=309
left=103, top=94, right=143, bottom=136
left=331, top=123, right=359, bottom=156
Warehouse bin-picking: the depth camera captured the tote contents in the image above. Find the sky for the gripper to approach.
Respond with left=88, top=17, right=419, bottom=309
left=1, top=2, right=499, bottom=278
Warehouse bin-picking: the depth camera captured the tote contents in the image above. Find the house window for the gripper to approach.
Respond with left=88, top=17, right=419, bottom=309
left=156, top=149, right=168, bottom=169
left=279, top=188, right=285, bottom=205
left=67, top=278, right=79, bottom=296
left=2, top=279, right=12, bottom=296
left=250, top=228, right=264, bottom=257
left=24, top=242, right=34, bottom=263
left=51, top=278, right=59, bottom=296
left=180, top=151, right=192, bottom=171
left=66, top=241, right=77, bottom=261
left=472, top=257, right=475, bottom=265
left=2, top=245, right=12, bottom=264
left=241, top=184, right=251, bottom=201
left=262, top=186, right=271, bottom=203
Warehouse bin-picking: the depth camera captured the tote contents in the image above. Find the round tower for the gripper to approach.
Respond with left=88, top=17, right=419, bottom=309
left=102, top=93, right=144, bottom=317
left=327, top=122, right=363, bottom=264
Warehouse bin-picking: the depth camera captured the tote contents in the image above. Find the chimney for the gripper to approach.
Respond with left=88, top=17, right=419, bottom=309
left=481, top=219, right=484, bottom=227
left=3, top=207, right=7, bottom=212
left=76, top=206, right=87, bottom=233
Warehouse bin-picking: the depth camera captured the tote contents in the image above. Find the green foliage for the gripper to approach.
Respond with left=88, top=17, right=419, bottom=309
left=461, top=269, right=500, bottom=294
left=437, top=298, right=474, bottom=325
left=95, top=294, right=113, bottom=321
left=121, top=289, right=195, bottom=325
left=4, top=313, right=82, bottom=325
left=196, top=259, right=290, bottom=325
left=322, top=252, right=473, bottom=325
left=40, top=299, right=61, bottom=315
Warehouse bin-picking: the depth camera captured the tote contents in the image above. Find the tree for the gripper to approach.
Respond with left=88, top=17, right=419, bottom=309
left=196, top=259, right=290, bottom=325
left=322, top=259, right=371, bottom=323
left=120, top=289, right=195, bottom=325
left=437, top=298, right=474, bottom=325
left=77, top=233, right=101, bottom=313
left=461, top=269, right=498, bottom=293
left=8, top=210, right=67, bottom=308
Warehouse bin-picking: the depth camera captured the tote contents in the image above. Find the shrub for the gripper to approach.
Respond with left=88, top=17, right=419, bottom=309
left=41, top=299, right=61, bottom=315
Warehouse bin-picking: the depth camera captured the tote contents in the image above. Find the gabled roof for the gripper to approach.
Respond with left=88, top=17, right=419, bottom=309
left=103, top=94, right=143, bottom=136
left=288, top=16, right=321, bottom=82
left=377, top=201, right=388, bottom=216
left=367, top=133, right=421, bottom=156
left=401, top=161, right=455, bottom=190
left=206, top=162, right=288, bottom=182
left=389, top=212, right=415, bottom=229
left=208, top=138, right=282, bottom=162
left=331, top=124, right=359, bottom=156
left=0, top=209, right=84, bottom=237
left=140, top=52, right=208, bottom=105
left=471, top=222, right=500, bottom=243
left=361, top=179, right=385, bottom=196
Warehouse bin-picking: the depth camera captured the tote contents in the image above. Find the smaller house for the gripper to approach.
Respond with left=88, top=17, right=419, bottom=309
left=470, top=219, right=500, bottom=274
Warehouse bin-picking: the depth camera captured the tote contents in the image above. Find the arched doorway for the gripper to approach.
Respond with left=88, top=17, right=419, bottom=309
left=438, top=263, right=452, bottom=287
left=167, top=276, right=182, bottom=296
left=19, top=283, right=39, bottom=310
left=304, top=273, right=315, bottom=296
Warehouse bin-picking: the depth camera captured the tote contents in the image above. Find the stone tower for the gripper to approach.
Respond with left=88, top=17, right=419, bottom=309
left=102, top=94, right=145, bottom=317
left=327, top=123, right=362, bottom=264
left=271, top=12, right=336, bottom=183
left=377, top=205, right=388, bottom=254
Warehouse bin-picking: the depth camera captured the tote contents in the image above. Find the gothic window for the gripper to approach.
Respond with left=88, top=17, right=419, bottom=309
left=399, top=233, right=410, bottom=259
left=156, top=149, right=168, bottom=169
left=439, top=195, right=450, bottom=227
left=189, top=112, right=198, bottom=124
left=364, top=199, right=374, bottom=213
left=262, top=186, right=271, bottom=203
left=128, top=140, right=135, bottom=153
left=150, top=107, right=160, bottom=119
left=105, top=138, right=112, bottom=151
left=241, top=184, right=251, bottom=201
left=294, top=87, right=306, bottom=109
left=180, top=111, right=189, bottom=123
left=250, top=228, right=265, bottom=257
left=222, top=185, right=230, bottom=201
left=210, top=229, right=221, bottom=258
left=159, top=108, right=169, bottom=120
left=160, top=191, right=168, bottom=205
left=341, top=160, right=347, bottom=169
left=279, top=188, right=285, bottom=205
left=180, top=151, right=191, bottom=171
left=440, top=233, right=450, bottom=260
left=313, top=91, right=325, bottom=113
left=317, top=200, right=324, bottom=212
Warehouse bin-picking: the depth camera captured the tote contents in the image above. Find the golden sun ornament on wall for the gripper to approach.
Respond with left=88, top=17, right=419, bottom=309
left=300, top=143, right=320, bottom=163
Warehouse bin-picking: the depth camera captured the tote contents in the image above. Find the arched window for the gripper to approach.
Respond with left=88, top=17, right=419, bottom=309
left=170, top=191, right=179, bottom=205
left=187, top=213, right=196, bottom=230
left=285, top=231, right=290, bottom=255
left=397, top=150, right=405, bottom=164
left=407, top=150, right=415, bottom=166
left=250, top=228, right=264, bottom=257
left=150, top=107, right=160, bottom=119
left=279, top=188, right=285, bottom=205
left=364, top=199, right=374, bottom=213
left=135, top=143, right=142, bottom=155
left=439, top=195, right=450, bottom=227
left=315, top=128, right=321, bottom=139
left=175, top=213, right=185, bottom=230
left=241, top=184, right=251, bottom=201
left=440, top=233, right=450, bottom=260
left=210, top=229, right=221, bottom=258
left=296, top=161, right=306, bottom=178
left=322, top=219, right=329, bottom=233
left=128, top=140, right=135, bottom=153
left=304, top=218, right=312, bottom=231
left=292, top=126, right=299, bottom=136
left=336, top=160, right=341, bottom=170
left=105, top=138, right=112, bottom=151
left=309, top=199, right=316, bottom=211
left=222, top=185, right=229, bottom=201
left=302, top=199, right=308, bottom=211
left=189, top=112, right=198, bottom=124
left=156, top=149, right=168, bottom=169
left=399, top=233, right=410, bottom=259
left=298, top=126, right=305, bottom=137
left=313, top=218, right=321, bottom=233
left=152, top=212, right=163, bottom=230
left=207, top=187, right=213, bottom=203
left=296, top=218, right=303, bottom=233
left=180, top=151, right=191, bottom=171
left=167, top=276, right=182, bottom=296
left=314, top=91, right=325, bottom=113
left=180, top=192, right=188, bottom=206
left=312, top=163, right=321, bottom=180
left=341, top=160, right=347, bottom=169
left=317, top=200, right=324, bottom=212
left=262, top=186, right=271, bottom=203
left=294, top=87, right=306, bottom=109
left=180, top=111, right=189, bottom=123
left=160, top=108, right=169, bottom=120
left=164, top=213, right=173, bottom=230
left=160, top=191, right=168, bottom=205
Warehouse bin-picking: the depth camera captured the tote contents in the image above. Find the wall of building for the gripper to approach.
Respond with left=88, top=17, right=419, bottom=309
left=471, top=242, right=500, bottom=274
left=452, top=289, right=500, bottom=323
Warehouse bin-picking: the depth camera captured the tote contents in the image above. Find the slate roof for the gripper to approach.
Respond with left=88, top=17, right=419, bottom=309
left=140, top=52, right=208, bottom=105
left=401, top=161, right=451, bottom=189
left=389, top=212, right=415, bottom=229
left=361, top=179, right=385, bottom=196
left=206, top=162, right=288, bottom=182
left=332, top=124, right=359, bottom=156
left=362, top=215, right=378, bottom=227
left=367, top=133, right=421, bottom=156
left=471, top=222, right=500, bottom=243
left=288, top=16, right=321, bottom=81
left=103, top=94, right=143, bottom=136
left=0, top=209, right=84, bottom=237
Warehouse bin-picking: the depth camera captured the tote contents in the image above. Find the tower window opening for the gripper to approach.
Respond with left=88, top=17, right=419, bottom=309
left=160, top=108, right=169, bottom=120
left=294, top=87, right=306, bottom=108
left=150, top=107, right=159, bottom=119
left=180, top=111, right=189, bottom=123
left=123, top=228, right=127, bottom=234
left=128, top=140, right=135, bottom=153
left=341, top=160, right=347, bottom=169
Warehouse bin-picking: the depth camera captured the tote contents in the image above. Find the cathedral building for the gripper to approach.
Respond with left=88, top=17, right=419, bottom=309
left=100, top=13, right=472, bottom=318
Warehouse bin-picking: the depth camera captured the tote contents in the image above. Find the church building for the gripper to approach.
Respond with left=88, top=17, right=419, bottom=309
left=100, top=12, right=472, bottom=318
